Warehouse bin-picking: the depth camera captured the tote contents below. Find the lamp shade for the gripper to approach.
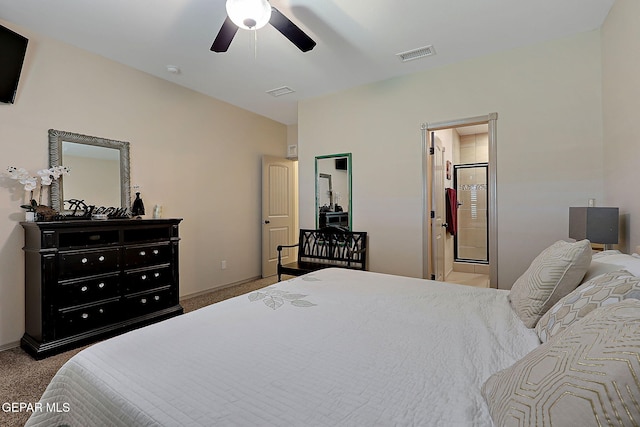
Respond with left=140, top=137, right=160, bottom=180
left=226, top=0, right=272, bottom=30
left=569, top=207, right=619, bottom=244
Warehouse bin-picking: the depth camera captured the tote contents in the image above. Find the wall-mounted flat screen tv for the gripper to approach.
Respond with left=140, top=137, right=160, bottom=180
left=0, top=25, right=29, bottom=104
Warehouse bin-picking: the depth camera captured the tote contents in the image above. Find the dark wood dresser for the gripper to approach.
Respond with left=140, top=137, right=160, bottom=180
left=21, top=218, right=183, bottom=359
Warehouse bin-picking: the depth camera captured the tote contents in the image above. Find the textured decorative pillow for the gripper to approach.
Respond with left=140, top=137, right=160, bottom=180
left=509, top=239, right=592, bottom=328
left=535, top=269, right=640, bottom=342
left=482, top=299, right=640, bottom=427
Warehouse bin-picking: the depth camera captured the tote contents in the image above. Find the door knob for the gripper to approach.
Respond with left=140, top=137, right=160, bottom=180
left=442, top=223, right=448, bottom=228
left=264, top=220, right=270, bottom=224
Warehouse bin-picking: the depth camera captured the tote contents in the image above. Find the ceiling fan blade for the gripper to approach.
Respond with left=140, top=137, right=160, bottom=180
left=211, top=16, right=239, bottom=52
left=269, top=7, right=316, bottom=52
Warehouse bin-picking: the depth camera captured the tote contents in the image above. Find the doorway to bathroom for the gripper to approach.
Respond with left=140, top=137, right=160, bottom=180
left=422, top=113, right=497, bottom=288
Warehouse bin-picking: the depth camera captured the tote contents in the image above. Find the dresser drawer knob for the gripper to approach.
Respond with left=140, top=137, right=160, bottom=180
left=153, top=249, right=159, bottom=255
left=141, top=274, right=147, bottom=280
left=98, top=255, right=105, bottom=262
left=141, top=298, right=147, bottom=304
left=154, top=295, right=160, bottom=301
left=154, top=272, right=160, bottom=278
left=81, top=286, right=88, bottom=292
left=139, top=250, right=146, bottom=256
left=81, top=313, right=89, bottom=319
left=81, top=258, right=88, bottom=264
left=99, top=308, right=104, bottom=314
left=98, top=282, right=105, bottom=289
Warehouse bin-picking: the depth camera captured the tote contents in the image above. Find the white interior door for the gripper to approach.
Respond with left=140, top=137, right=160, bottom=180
left=431, top=133, right=446, bottom=281
left=262, top=156, right=296, bottom=278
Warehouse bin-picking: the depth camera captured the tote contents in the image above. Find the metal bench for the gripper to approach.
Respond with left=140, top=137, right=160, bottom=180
left=276, top=227, right=367, bottom=281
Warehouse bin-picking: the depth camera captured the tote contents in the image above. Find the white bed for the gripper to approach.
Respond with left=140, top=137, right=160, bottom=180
left=26, top=268, right=540, bottom=427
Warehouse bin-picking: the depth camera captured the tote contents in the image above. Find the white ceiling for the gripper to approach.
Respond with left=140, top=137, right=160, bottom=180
left=0, top=0, right=614, bottom=125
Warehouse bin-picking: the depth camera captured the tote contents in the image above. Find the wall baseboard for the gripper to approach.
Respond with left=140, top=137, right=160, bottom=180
left=179, top=276, right=262, bottom=301
left=0, top=341, right=20, bottom=352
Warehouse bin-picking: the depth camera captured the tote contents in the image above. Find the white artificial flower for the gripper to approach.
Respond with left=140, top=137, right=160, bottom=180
left=38, top=169, right=53, bottom=186
left=49, top=168, right=61, bottom=179
left=5, top=165, right=69, bottom=200
left=22, top=177, right=37, bottom=191
left=51, top=165, right=70, bottom=178
left=6, top=166, right=30, bottom=181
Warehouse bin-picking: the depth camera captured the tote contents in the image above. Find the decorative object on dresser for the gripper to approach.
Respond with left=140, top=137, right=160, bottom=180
left=21, top=218, right=183, bottom=359
left=276, top=227, right=367, bottom=281
left=131, top=192, right=145, bottom=217
left=4, top=165, right=70, bottom=221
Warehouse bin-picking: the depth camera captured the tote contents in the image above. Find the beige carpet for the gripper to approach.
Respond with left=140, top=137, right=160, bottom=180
left=0, top=275, right=281, bottom=427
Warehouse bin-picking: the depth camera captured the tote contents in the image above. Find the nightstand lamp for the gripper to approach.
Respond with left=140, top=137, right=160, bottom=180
left=569, top=207, right=619, bottom=250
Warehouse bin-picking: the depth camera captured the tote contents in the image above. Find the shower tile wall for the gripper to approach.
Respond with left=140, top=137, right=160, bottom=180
left=460, top=133, right=488, bottom=163
left=457, top=133, right=488, bottom=262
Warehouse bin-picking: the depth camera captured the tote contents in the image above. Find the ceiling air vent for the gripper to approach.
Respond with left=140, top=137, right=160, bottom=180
left=396, top=45, right=436, bottom=63
left=266, top=86, right=295, bottom=97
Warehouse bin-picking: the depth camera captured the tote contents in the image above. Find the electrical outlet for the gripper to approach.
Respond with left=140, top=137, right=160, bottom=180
left=221, top=260, right=227, bottom=270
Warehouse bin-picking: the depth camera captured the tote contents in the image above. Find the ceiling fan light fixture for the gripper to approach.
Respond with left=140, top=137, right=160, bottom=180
left=226, top=0, right=272, bottom=30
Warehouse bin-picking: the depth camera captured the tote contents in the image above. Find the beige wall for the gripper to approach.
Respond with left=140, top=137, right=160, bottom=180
left=602, top=0, right=640, bottom=253
left=0, top=20, right=287, bottom=348
left=299, top=30, right=605, bottom=288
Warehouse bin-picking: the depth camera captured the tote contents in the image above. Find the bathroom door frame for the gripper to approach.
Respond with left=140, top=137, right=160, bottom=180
left=421, top=113, right=498, bottom=288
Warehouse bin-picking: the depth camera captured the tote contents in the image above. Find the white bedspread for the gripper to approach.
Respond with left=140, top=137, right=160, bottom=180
left=26, top=268, right=539, bottom=427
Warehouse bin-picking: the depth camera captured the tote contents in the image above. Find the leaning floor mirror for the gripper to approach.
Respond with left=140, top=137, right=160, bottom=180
left=315, top=153, right=352, bottom=230
left=48, top=129, right=131, bottom=215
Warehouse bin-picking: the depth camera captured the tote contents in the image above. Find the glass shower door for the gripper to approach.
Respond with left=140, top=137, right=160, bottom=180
left=454, top=163, right=488, bottom=263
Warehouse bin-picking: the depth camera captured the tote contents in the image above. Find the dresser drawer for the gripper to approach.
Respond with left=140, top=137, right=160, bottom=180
left=57, top=274, right=120, bottom=308
left=58, top=229, right=119, bottom=248
left=124, top=265, right=173, bottom=293
left=124, top=243, right=171, bottom=268
left=56, top=299, right=121, bottom=338
left=123, top=287, right=175, bottom=317
left=59, top=248, right=120, bottom=279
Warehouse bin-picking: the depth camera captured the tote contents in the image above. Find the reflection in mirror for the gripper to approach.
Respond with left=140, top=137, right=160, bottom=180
left=49, top=130, right=130, bottom=213
left=315, top=153, right=351, bottom=230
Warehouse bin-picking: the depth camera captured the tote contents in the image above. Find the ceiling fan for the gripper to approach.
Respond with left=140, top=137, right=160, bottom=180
left=211, top=0, right=316, bottom=53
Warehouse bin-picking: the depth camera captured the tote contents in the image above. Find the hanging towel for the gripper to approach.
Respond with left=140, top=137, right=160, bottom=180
left=445, top=188, right=457, bottom=236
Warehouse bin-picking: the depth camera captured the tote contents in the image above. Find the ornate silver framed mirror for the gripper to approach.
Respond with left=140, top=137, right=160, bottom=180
left=48, top=129, right=131, bottom=213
